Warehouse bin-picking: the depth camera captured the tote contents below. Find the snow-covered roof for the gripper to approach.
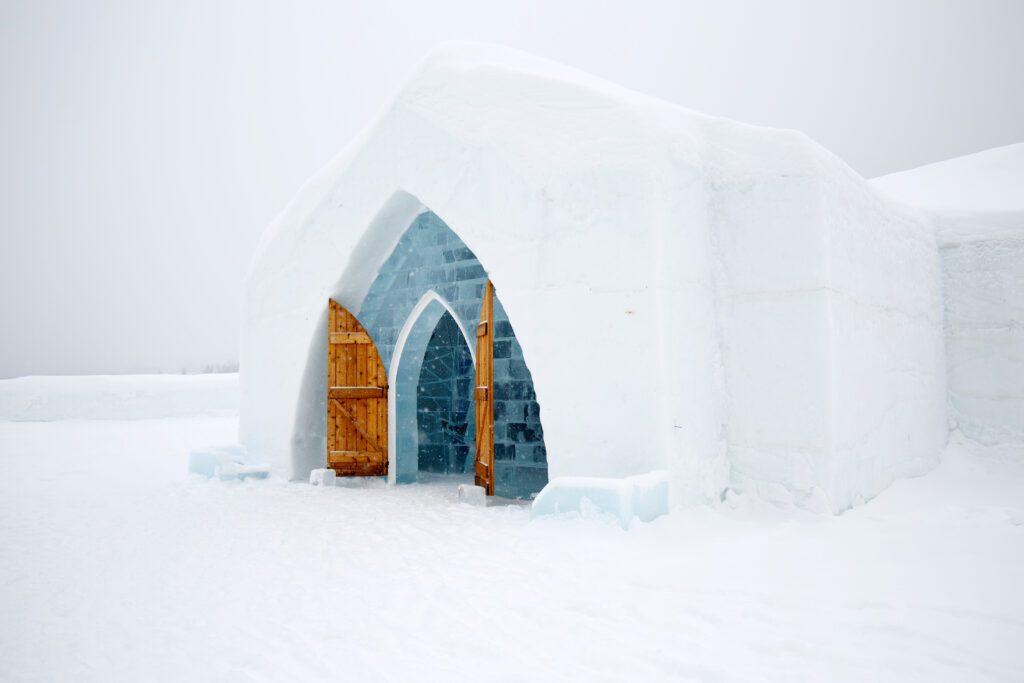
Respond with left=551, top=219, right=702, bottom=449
left=871, top=142, right=1024, bottom=214
left=871, top=143, right=1024, bottom=244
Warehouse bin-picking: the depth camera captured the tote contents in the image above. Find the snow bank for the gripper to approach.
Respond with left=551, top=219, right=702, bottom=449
left=0, top=373, right=239, bottom=421
left=242, top=42, right=947, bottom=512
left=873, top=144, right=1024, bottom=446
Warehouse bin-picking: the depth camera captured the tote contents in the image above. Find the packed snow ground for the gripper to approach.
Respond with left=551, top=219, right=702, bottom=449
left=1, top=377, right=1022, bottom=681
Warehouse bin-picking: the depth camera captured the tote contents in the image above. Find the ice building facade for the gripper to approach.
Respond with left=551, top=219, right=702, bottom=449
left=240, top=43, right=956, bottom=512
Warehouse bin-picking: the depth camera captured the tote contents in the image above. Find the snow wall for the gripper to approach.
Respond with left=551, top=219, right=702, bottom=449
left=940, top=220, right=1024, bottom=445
left=873, top=145, right=1024, bottom=448
left=240, top=43, right=947, bottom=512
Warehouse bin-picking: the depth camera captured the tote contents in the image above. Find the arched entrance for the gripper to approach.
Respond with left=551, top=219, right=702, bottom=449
left=415, top=311, right=475, bottom=475
left=322, top=208, right=548, bottom=499
left=387, top=289, right=476, bottom=485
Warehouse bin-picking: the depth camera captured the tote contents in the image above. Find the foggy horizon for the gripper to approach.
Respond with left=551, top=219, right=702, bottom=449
left=2, top=0, right=1022, bottom=378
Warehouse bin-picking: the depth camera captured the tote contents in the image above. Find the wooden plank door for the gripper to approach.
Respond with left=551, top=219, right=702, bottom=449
left=474, top=281, right=495, bottom=495
left=327, top=299, right=388, bottom=476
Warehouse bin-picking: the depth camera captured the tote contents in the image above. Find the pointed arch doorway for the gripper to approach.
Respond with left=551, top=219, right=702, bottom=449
left=319, top=205, right=547, bottom=499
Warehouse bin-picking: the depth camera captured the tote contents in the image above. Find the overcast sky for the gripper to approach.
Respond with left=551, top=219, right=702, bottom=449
left=1, top=0, right=1022, bottom=378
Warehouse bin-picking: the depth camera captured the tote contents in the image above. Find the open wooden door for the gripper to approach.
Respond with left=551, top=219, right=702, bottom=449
left=327, top=299, right=388, bottom=476
left=474, top=281, right=495, bottom=495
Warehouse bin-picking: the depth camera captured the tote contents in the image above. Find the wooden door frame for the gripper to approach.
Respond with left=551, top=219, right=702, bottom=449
left=474, top=281, right=495, bottom=495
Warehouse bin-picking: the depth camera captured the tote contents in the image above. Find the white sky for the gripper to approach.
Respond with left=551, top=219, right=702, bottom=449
left=1, top=0, right=1022, bottom=378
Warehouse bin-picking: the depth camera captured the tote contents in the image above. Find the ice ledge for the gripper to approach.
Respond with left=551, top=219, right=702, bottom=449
left=189, top=445, right=270, bottom=481
left=530, top=471, right=669, bottom=528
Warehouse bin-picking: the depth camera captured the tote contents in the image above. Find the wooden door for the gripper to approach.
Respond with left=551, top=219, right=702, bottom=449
left=474, top=281, right=495, bottom=495
left=327, top=299, right=388, bottom=476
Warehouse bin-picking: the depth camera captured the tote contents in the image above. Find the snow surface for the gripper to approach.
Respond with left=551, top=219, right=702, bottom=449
left=241, top=42, right=945, bottom=513
left=1, top=375, right=1022, bottom=681
left=0, top=373, right=239, bottom=421
left=871, top=144, right=1024, bottom=446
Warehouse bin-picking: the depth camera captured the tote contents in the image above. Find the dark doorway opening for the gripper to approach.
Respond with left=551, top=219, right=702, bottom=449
left=416, top=311, right=475, bottom=474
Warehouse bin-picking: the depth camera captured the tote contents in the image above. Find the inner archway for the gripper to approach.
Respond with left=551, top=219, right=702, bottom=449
left=387, top=291, right=472, bottom=485
left=416, top=311, right=475, bottom=475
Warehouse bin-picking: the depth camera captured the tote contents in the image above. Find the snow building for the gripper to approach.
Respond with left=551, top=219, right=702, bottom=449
left=239, top=43, right=951, bottom=513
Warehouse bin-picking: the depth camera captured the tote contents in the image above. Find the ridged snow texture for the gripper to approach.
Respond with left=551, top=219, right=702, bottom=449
left=357, top=211, right=548, bottom=499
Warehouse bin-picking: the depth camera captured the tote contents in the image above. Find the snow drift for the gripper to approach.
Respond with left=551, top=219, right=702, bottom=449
left=240, top=42, right=947, bottom=512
